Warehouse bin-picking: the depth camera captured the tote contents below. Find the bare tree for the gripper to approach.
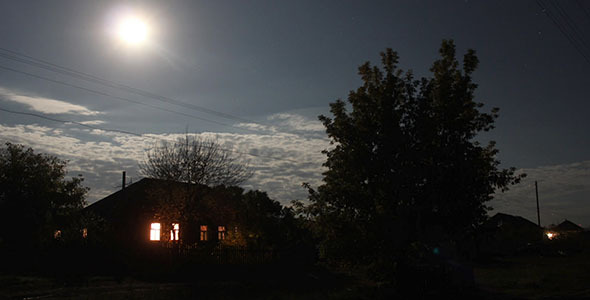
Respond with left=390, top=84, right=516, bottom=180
left=140, top=134, right=253, bottom=186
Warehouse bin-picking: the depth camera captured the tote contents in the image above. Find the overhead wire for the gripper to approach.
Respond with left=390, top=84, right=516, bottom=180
left=0, top=64, right=262, bottom=134
left=550, top=1, right=590, bottom=54
left=0, top=47, right=321, bottom=139
left=0, top=48, right=322, bottom=165
left=0, top=107, right=141, bottom=136
left=536, top=0, right=590, bottom=64
left=0, top=47, right=257, bottom=125
left=575, top=0, right=590, bottom=22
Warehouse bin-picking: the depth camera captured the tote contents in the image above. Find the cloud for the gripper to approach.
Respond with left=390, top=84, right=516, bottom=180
left=0, top=113, right=331, bottom=206
left=268, top=113, right=324, bottom=132
left=236, top=113, right=325, bottom=135
left=0, top=87, right=101, bottom=116
left=79, top=120, right=106, bottom=125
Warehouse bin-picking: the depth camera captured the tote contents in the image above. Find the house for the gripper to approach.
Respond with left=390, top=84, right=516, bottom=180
left=552, top=219, right=584, bottom=233
left=545, top=219, right=584, bottom=239
left=84, top=178, right=244, bottom=251
left=479, top=213, right=543, bottom=255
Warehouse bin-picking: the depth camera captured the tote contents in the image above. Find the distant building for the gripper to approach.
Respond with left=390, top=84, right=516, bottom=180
left=479, top=213, right=543, bottom=256
left=550, top=219, right=584, bottom=237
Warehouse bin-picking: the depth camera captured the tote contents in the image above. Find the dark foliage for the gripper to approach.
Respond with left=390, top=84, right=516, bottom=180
left=0, top=142, right=88, bottom=251
left=296, top=40, right=525, bottom=284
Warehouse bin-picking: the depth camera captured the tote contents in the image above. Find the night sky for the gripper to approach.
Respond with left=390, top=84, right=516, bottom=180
left=0, top=0, right=588, bottom=226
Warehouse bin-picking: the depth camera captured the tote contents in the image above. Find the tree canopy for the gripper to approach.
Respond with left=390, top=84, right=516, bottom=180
left=0, top=142, right=88, bottom=249
left=298, top=40, right=524, bottom=273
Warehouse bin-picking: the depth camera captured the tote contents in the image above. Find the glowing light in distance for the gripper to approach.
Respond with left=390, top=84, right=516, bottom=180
left=546, top=232, right=557, bottom=240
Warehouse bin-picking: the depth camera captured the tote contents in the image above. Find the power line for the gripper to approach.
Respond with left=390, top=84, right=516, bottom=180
left=0, top=48, right=315, bottom=137
left=0, top=106, right=302, bottom=164
left=0, top=64, right=261, bottom=134
left=575, top=0, right=590, bottom=22
left=536, top=0, right=590, bottom=64
left=550, top=1, right=590, bottom=53
left=0, top=107, right=141, bottom=136
left=0, top=47, right=259, bottom=125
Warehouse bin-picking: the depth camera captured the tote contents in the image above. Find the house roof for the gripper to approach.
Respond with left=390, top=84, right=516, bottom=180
left=483, top=213, right=540, bottom=230
left=84, top=178, right=207, bottom=221
left=553, top=220, right=584, bottom=232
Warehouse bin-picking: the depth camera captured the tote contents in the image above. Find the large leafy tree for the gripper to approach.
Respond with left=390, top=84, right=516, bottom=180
left=300, top=40, right=524, bottom=270
left=0, top=142, right=88, bottom=249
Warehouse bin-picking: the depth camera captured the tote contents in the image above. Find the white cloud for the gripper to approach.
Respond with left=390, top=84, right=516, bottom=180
left=79, top=120, right=106, bottom=125
left=0, top=113, right=330, bottom=205
left=236, top=113, right=324, bottom=135
left=0, top=87, right=100, bottom=116
left=268, top=113, right=324, bottom=132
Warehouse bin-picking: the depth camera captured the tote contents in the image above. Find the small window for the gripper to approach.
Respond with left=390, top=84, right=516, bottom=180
left=218, top=226, right=226, bottom=240
left=150, top=223, right=161, bottom=241
left=170, top=223, right=179, bottom=241
left=200, top=225, right=208, bottom=241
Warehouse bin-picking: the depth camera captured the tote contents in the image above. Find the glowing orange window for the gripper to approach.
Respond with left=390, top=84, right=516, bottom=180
left=170, top=223, right=179, bottom=241
left=150, top=223, right=161, bottom=241
left=200, top=225, right=208, bottom=241
left=218, top=226, right=226, bottom=240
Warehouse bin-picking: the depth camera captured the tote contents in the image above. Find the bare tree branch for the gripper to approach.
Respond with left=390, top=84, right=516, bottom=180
left=139, top=134, right=253, bottom=186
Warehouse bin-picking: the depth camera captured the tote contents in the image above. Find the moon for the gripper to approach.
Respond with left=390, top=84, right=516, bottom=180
left=116, top=16, right=150, bottom=46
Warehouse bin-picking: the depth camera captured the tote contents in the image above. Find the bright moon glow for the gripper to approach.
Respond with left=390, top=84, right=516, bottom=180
left=117, top=16, right=149, bottom=45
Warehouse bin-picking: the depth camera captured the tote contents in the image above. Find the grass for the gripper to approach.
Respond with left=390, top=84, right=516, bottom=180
left=3, top=239, right=590, bottom=299
left=0, top=266, right=367, bottom=299
left=474, top=251, right=590, bottom=299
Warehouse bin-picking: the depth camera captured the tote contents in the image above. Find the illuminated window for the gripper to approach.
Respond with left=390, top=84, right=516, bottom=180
left=170, top=223, right=179, bottom=241
left=82, top=228, right=88, bottom=238
left=200, top=225, right=208, bottom=241
left=54, top=230, right=62, bottom=239
left=150, top=223, right=161, bottom=241
left=218, top=226, right=226, bottom=240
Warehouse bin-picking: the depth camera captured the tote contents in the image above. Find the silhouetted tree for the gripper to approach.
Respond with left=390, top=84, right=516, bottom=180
left=296, top=40, right=524, bottom=280
left=0, top=142, right=88, bottom=250
left=140, top=134, right=252, bottom=186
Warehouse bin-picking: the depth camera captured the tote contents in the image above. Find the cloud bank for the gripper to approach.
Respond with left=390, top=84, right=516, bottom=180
left=0, top=113, right=330, bottom=205
left=0, top=87, right=100, bottom=115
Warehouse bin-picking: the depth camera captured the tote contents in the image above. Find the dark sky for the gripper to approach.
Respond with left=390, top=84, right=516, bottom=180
left=0, top=0, right=588, bottom=226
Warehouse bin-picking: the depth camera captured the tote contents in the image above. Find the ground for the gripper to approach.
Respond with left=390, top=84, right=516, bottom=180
left=474, top=251, right=590, bottom=299
left=2, top=250, right=590, bottom=299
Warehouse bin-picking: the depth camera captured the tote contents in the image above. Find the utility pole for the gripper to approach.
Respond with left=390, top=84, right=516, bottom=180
left=122, top=171, right=126, bottom=190
left=535, top=181, right=540, bottom=227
